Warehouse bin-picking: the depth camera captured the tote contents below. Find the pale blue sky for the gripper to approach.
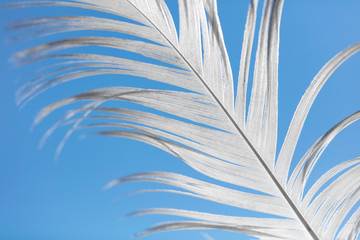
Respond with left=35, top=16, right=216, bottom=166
left=0, top=1, right=360, bottom=240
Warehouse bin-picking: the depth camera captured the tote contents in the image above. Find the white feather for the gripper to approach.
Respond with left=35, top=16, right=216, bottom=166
left=8, top=0, right=360, bottom=239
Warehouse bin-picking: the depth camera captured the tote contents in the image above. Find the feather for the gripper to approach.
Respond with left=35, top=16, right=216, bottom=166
left=7, top=0, right=360, bottom=239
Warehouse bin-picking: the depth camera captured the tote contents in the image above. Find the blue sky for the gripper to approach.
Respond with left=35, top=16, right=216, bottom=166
left=0, top=1, right=360, bottom=240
